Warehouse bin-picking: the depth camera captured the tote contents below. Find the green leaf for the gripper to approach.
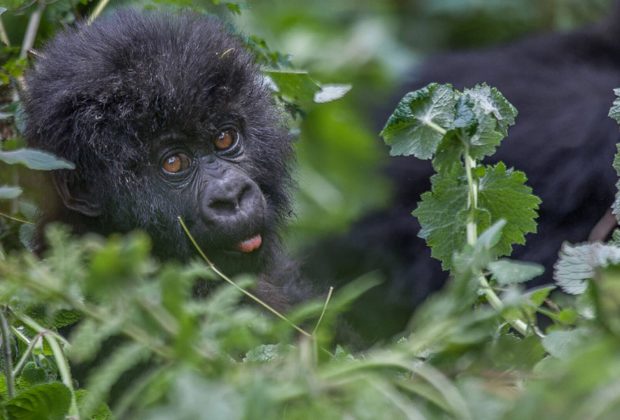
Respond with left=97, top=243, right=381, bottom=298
left=314, top=84, right=351, bottom=103
left=609, top=88, right=620, bottom=125
left=264, top=70, right=320, bottom=105
left=542, top=329, right=590, bottom=360
left=5, top=382, right=71, bottom=420
left=478, top=163, right=540, bottom=255
left=81, top=342, right=148, bottom=418
left=381, top=83, right=457, bottom=159
left=554, top=243, right=620, bottom=295
left=414, top=163, right=539, bottom=270
left=488, top=259, right=544, bottom=285
left=243, top=344, right=284, bottom=363
left=0, top=149, right=74, bottom=170
left=0, top=186, right=22, bottom=199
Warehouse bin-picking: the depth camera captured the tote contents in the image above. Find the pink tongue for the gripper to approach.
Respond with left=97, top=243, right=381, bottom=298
left=236, top=234, right=262, bottom=253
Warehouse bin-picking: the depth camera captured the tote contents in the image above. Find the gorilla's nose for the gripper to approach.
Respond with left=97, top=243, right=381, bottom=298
left=200, top=176, right=264, bottom=226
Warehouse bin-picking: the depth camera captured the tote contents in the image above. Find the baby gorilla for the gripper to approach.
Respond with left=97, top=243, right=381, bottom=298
left=24, top=10, right=306, bottom=309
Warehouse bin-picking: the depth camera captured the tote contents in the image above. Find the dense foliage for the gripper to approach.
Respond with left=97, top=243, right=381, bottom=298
left=3, top=1, right=620, bottom=419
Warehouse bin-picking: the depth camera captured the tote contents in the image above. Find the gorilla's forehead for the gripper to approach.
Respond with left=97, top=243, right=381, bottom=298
left=29, top=10, right=263, bottom=128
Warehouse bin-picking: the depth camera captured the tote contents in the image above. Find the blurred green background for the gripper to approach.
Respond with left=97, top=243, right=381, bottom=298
left=0, top=0, right=615, bottom=252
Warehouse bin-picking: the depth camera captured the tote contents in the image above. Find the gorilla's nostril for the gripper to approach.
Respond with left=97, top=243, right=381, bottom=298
left=209, top=199, right=238, bottom=215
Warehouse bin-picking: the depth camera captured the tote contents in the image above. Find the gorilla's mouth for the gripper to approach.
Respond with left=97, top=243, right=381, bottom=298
left=235, top=234, right=262, bottom=253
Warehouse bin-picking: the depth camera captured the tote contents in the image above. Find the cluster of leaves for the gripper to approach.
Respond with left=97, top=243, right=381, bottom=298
left=2, top=83, right=620, bottom=419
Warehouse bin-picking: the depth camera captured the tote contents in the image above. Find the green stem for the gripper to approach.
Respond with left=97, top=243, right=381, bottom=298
left=462, top=148, right=529, bottom=336
left=12, top=332, right=43, bottom=377
left=463, top=153, right=478, bottom=245
left=88, top=0, right=110, bottom=24
left=312, top=286, right=334, bottom=335
left=20, top=0, right=45, bottom=59
left=426, top=120, right=447, bottom=136
left=0, top=307, right=15, bottom=398
left=46, top=336, right=79, bottom=419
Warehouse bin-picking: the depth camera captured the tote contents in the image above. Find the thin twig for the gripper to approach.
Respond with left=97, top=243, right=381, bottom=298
left=0, top=17, right=10, bottom=47
left=0, top=211, right=34, bottom=224
left=12, top=332, right=43, bottom=377
left=20, top=0, right=45, bottom=60
left=0, top=307, right=15, bottom=398
left=312, top=286, right=334, bottom=335
left=177, top=216, right=313, bottom=338
left=88, top=0, right=110, bottom=25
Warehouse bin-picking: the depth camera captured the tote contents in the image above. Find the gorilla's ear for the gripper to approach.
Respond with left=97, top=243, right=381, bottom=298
left=53, top=171, right=102, bottom=217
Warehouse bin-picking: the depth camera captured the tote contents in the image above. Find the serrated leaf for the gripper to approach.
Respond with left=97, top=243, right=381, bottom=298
left=82, top=342, right=148, bottom=418
left=478, top=163, right=540, bottom=255
left=69, top=317, right=124, bottom=363
left=0, top=185, right=22, bottom=199
left=314, top=84, right=351, bottom=103
left=5, top=382, right=71, bottom=420
left=488, top=259, right=544, bottom=285
left=609, top=88, right=620, bottom=125
left=414, top=163, right=539, bottom=270
left=381, top=83, right=457, bottom=159
left=554, top=242, right=620, bottom=295
left=0, top=149, right=74, bottom=170
left=264, top=69, right=320, bottom=105
left=243, top=344, right=284, bottom=363
left=542, top=328, right=589, bottom=360
left=464, top=84, right=517, bottom=136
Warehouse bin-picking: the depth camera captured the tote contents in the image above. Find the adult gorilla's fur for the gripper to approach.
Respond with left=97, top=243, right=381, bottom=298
left=24, top=11, right=309, bottom=310
left=304, top=3, right=620, bottom=339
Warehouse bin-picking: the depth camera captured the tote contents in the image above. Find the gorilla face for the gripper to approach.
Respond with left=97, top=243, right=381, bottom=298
left=24, top=10, right=294, bottom=276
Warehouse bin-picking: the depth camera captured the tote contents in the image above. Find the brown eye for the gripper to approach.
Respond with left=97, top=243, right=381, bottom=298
left=214, top=129, right=238, bottom=151
left=162, top=153, right=190, bottom=174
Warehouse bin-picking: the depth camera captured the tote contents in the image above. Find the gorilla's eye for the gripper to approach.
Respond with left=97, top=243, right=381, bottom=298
left=214, top=128, right=238, bottom=151
left=161, top=153, right=191, bottom=174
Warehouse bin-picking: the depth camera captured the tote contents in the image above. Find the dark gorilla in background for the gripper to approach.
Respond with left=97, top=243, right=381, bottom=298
left=24, top=11, right=309, bottom=311
left=304, top=2, right=620, bottom=340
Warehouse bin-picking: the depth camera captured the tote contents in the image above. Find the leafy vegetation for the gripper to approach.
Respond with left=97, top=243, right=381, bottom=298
left=3, top=1, right=620, bottom=419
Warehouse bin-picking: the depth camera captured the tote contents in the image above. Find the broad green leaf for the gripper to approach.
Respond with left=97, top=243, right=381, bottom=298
left=609, top=88, right=620, bottom=125
left=0, top=185, right=22, bottom=199
left=314, top=84, right=351, bottom=103
left=414, top=163, right=539, bottom=270
left=554, top=242, right=620, bottom=295
left=488, top=259, right=544, bottom=285
left=381, top=83, right=457, bottom=159
left=478, top=163, right=540, bottom=256
left=542, top=328, right=589, bottom=360
left=243, top=344, right=283, bottom=363
left=81, top=342, right=148, bottom=418
left=264, top=69, right=320, bottom=105
left=5, top=382, right=71, bottom=420
left=0, top=149, right=74, bottom=170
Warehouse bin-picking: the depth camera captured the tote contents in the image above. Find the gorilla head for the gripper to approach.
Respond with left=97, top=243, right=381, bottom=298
left=23, top=11, right=297, bottom=292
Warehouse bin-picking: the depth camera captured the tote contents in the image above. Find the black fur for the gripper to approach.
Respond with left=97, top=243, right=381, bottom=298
left=304, top=4, right=620, bottom=340
left=24, top=10, right=308, bottom=310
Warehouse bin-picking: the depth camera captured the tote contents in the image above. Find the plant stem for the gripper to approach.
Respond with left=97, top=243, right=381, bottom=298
left=0, top=307, right=15, bottom=398
left=12, top=332, right=43, bottom=376
left=46, top=335, right=79, bottom=419
left=312, top=286, right=334, bottom=335
left=88, top=0, right=110, bottom=25
left=462, top=148, right=529, bottom=336
left=20, top=0, right=45, bottom=59
left=0, top=17, right=10, bottom=46
left=463, top=153, right=478, bottom=245
left=0, top=211, right=34, bottom=224
left=177, top=216, right=313, bottom=338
